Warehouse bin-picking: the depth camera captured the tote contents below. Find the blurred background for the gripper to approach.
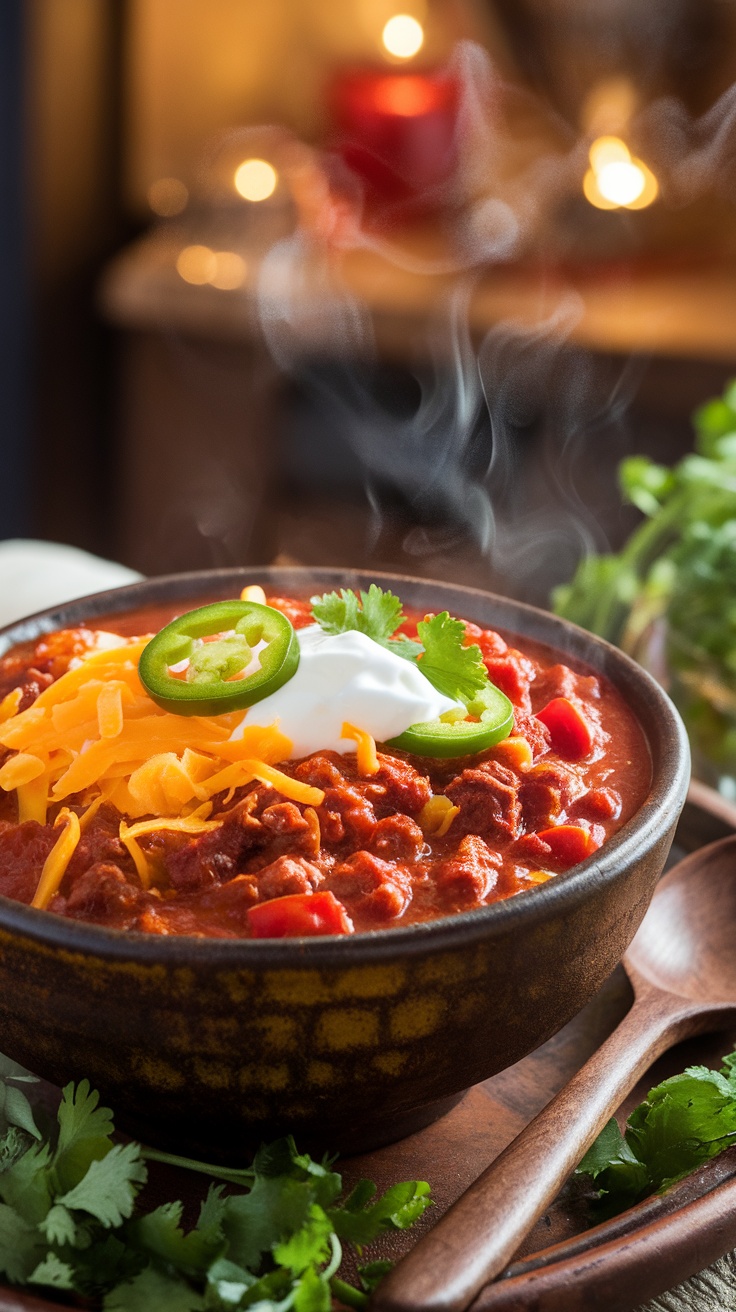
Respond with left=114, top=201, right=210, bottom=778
left=4, top=0, right=736, bottom=608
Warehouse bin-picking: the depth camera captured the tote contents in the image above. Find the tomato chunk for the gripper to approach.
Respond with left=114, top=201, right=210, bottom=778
left=535, top=697, right=593, bottom=759
left=536, top=824, right=602, bottom=868
left=247, top=890, right=354, bottom=938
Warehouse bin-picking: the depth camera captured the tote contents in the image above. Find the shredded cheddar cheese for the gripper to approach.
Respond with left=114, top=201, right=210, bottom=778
left=0, top=687, right=22, bottom=723
left=418, top=795, right=460, bottom=837
left=341, top=721, right=380, bottom=776
left=32, top=808, right=81, bottom=910
left=0, top=636, right=313, bottom=866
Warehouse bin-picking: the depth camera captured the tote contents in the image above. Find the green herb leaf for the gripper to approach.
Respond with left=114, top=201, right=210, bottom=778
left=53, top=1079, right=116, bottom=1193
left=127, top=1200, right=223, bottom=1276
left=273, top=1202, right=333, bottom=1275
left=577, top=1049, right=736, bottom=1212
left=56, top=1141, right=147, bottom=1227
left=416, top=613, right=488, bottom=703
left=293, top=1263, right=331, bottom=1312
left=311, top=586, right=405, bottom=643
left=104, top=1263, right=205, bottom=1312
left=28, top=1253, right=76, bottom=1290
left=0, top=1068, right=430, bottom=1311
left=0, top=1202, right=44, bottom=1282
left=329, top=1180, right=432, bottom=1247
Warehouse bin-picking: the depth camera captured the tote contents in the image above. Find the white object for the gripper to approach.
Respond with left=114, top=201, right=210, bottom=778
left=0, top=539, right=142, bottom=629
left=233, top=624, right=460, bottom=758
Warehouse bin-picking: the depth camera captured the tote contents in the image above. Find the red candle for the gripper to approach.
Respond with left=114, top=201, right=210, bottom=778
left=329, top=68, right=459, bottom=210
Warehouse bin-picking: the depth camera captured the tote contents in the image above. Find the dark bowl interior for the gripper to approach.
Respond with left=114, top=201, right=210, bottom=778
left=0, top=568, right=690, bottom=1158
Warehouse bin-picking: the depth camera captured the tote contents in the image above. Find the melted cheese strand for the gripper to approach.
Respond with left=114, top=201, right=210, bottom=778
left=341, top=721, right=380, bottom=776
left=32, top=809, right=81, bottom=909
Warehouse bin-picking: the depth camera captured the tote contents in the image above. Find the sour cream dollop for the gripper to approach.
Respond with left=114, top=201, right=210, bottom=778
left=230, top=625, right=461, bottom=758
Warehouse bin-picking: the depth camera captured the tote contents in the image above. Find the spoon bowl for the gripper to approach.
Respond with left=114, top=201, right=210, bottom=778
left=626, top=840, right=736, bottom=1004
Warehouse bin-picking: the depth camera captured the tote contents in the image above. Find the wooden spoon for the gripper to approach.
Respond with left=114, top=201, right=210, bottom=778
left=372, top=837, right=736, bottom=1312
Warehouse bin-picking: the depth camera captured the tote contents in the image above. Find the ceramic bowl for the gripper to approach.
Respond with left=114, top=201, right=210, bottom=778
left=0, top=568, right=690, bottom=1159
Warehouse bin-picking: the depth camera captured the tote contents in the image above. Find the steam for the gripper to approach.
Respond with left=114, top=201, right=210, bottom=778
left=252, top=39, right=736, bottom=601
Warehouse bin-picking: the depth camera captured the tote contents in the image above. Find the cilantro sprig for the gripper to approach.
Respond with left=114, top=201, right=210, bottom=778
left=311, top=587, right=489, bottom=705
left=0, top=1057, right=431, bottom=1310
left=553, top=378, right=736, bottom=777
left=576, top=1045, right=736, bottom=1213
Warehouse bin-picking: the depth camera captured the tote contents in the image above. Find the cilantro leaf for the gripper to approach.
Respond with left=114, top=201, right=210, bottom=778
left=0, top=1202, right=44, bottom=1282
left=416, top=613, right=489, bottom=703
left=53, top=1079, right=115, bottom=1193
left=0, top=1064, right=430, bottom=1311
left=0, top=1139, right=53, bottom=1225
left=0, top=1082, right=41, bottom=1141
left=57, top=1141, right=147, bottom=1227
left=329, top=1180, right=432, bottom=1247
left=311, top=586, right=405, bottom=643
left=104, top=1263, right=205, bottom=1312
left=28, top=1253, right=76, bottom=1290
left=40, top=1201, right=78, bottom=1245
left=273, top=1202, right=333, bottom=1275
left=578, top=1049, right=736, bottom=1211
left=0, top=1056, right=37, bottom=1083
left=127, top=1200, right=223, bottom=1276
left=293, top=1263, right=331, bottom=1312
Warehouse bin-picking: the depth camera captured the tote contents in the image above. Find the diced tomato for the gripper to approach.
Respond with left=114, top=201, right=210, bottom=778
left=535, top=824, right=602, bottom=868
left=247, top=890, right=354, bottom=938
left=535, top=697, right=593, bottom=759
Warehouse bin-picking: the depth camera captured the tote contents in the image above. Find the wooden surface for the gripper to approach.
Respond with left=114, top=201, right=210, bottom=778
left=2, top=783, right=736, bottom=1312
left=100, top=230, right=736, bottom=364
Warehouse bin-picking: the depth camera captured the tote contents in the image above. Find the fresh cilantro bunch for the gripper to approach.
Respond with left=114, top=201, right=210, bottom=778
left=576, top=1047, right=736, bottom=1214
left=553, top=379, right=736, bottom=779
left=311, top=587, right=489, bottom=706
left=0, top=1057, right=431, bottom=1311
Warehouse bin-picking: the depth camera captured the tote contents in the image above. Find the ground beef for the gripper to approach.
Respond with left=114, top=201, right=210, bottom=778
left=369, top=814, right=425, bottom=862
left=255, top=855, right=323, bottom=900
left=328, top=850, right=413, bottom=921
left=446, top=761, right=521, bottom=840
left=57, top=862, right=144, bottom=928
left=434, top=834, right=501, bottom=908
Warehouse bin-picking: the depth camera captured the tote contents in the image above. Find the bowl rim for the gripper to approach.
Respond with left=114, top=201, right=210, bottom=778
left=0, top=566, right=690, bottom=965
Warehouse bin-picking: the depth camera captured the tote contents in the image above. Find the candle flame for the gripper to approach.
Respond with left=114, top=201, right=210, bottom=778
left=382, top=14, right=424, bottom=59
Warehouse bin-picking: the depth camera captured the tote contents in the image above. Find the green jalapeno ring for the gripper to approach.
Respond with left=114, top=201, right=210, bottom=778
left=387, top=682, right=514, bottom=758
left=138, top=600, right=300, bottom=716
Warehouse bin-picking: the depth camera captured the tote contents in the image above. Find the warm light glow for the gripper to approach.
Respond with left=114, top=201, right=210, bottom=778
left=234, top=158, right=278, bottom=202
left=148, top=177, right=188, bottom=217
left=625, top=162, right=659, bottom=209
left=372, top=75, right=440, bottom=116
left=589, top=136, right=630, bottom=172
left=597, top=160, right=646, bottom=206
left=210, top=251, right=247, bottom=290
left=176, top=245, right=217, bottom=284
left=584, top=136, right=658, bottom=211
left=382, top=14, right=424, bottom=59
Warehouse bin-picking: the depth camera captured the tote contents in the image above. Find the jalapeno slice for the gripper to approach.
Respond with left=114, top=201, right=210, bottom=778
left=387, top=682, right=514, bottom=758
left=138, top=600, right=299, bottom=715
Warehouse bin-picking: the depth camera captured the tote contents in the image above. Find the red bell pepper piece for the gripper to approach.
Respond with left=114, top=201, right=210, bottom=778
left=536, top=824, right=602, bottom=868
left=535, top=697, right=593, bottom=759
left=247, top=890, right=354, bottom=938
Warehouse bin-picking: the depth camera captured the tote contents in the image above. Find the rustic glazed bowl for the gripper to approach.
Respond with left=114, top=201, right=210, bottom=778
left=0, top=569, right=689, bottom=1159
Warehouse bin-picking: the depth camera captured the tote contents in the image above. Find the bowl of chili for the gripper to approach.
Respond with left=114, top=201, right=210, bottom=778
left=0, top=568, right=689, bottom=1158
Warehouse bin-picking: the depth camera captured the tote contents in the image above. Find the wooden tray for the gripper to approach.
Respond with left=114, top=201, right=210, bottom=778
left=4, top=779, right=736, bottom=1312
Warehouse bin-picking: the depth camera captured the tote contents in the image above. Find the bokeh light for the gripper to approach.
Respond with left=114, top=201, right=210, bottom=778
left=585, top=137, right=658, bottom=210
left=382, top=14, right=424, bottom=59
left=147, top=177, right=189, bottom=217
left=209, top=252, right=247, bottom=290
left=234, top=158, right=278, bottom=202
left=176, top=245, right=217, bottom=284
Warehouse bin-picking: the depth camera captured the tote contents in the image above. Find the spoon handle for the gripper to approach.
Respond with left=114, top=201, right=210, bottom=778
left=371, top=993, right=703, bottom=1312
